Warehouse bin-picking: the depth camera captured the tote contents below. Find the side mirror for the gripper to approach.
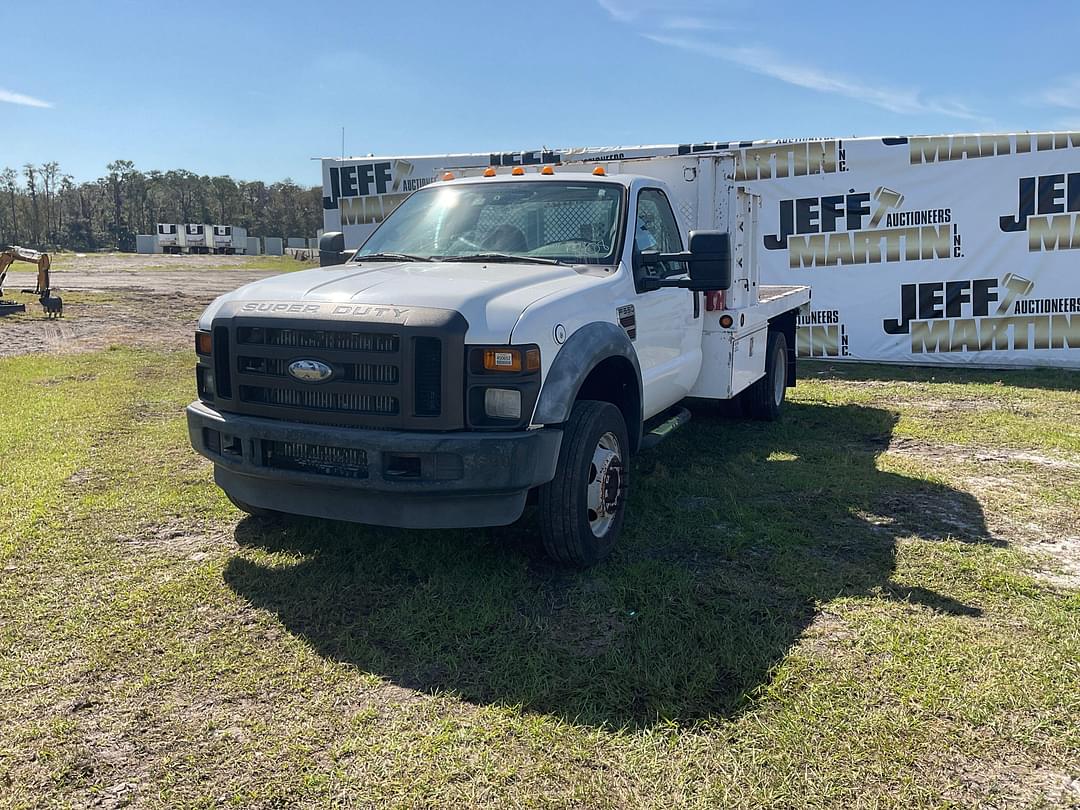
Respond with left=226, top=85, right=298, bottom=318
left=687, top=230, right=731, bottom=290
left=319, top=231, right=346, bottom=267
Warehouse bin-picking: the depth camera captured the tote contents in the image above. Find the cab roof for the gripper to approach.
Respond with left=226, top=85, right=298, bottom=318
left=436, top=171, right=646, bottom=190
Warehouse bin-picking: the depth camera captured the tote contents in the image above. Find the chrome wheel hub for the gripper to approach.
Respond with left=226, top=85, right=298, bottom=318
left=586, top=431, right=623, bottom=537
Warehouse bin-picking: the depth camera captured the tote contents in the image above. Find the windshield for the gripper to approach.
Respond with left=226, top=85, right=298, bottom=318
left=354, top=181, right=624, bottom=265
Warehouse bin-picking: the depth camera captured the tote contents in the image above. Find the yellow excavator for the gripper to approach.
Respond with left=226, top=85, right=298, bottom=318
left=0, top=246, right=62, bottom=317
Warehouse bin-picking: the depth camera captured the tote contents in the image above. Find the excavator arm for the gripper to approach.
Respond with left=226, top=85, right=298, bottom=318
left=0, top=252, right=12, bottom=298
left=0, top=246, right=62, bottom=317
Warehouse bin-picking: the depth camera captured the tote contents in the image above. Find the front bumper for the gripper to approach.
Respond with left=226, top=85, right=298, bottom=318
left=187, top=401, right=562, bottom=528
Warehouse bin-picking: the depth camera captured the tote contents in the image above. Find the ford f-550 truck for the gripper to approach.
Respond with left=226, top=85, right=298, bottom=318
left=187, top=154, right=810, bottom=565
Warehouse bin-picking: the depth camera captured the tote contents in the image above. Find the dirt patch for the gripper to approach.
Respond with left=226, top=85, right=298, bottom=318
left=872, top=488, right=999, bottom=545
left=117, top=521, right=233, bottom=559
left=938, top=749, right=1079, bottom=809
left=917, top=397, right=1008, bottom=413
left=885, top=436, right=1080, bottom=588
left=1, top=254, right=296, bottom=358
left=888, top=436, right=1080, bottom=471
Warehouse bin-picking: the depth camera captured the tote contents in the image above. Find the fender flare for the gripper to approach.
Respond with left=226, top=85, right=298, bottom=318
left=532, top=321, right=643, bottom=451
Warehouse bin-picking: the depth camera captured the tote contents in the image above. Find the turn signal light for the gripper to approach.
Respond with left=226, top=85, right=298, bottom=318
left=540, top=166, right=554, bottom=175
left=481, top=347, right=541, bottom=372
left=592, top=166, right=606, bottom=176
left=718, top=314, right=734, bottom=328
left=483, top=167, right=497, bottom=177
left=511, top=167, right=525, bottom=176
left=195, top=331, right=212, bottom=355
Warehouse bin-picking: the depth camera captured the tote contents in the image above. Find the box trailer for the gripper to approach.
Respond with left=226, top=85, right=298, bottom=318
left=183, top=224, right=210, bottom=254
left=211, top=225, right=248, bottom=255
left=156, top=223, right=181, bottom=254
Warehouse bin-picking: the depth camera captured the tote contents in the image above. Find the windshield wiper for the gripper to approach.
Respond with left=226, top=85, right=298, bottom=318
left=447, top=253, right=564, bottom=266
left=353, top=252, right=434, bottom=263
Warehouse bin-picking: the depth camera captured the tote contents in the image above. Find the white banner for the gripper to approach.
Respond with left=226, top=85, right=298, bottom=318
left=321, top=133, right=1080, bottom=368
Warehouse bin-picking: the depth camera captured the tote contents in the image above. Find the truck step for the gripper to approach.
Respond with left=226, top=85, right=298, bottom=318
left=640, top=406, right=692, bottom=451
left=0, top=301, right=26, bottom=316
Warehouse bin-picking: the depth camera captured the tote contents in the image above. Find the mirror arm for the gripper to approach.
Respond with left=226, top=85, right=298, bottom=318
left=639, top=250, right=691, bottom=266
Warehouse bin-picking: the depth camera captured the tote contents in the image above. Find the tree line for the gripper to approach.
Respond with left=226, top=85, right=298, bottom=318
left=0, top=160, right=322, bottom=252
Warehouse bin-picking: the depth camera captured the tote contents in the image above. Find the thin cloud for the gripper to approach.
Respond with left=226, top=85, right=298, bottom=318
left=596, top=0, right=639, bottom=23
left=0, top=88, right=52, bottom=108
left=598, top=0, right=728, bottom=27
left=1040, top=76, right=1080, bottom=110
left=645, top=35, right=979, bottom=120
left=596, top=1, right=979, bottom=120
left=660, top=16, right=733, bottom=31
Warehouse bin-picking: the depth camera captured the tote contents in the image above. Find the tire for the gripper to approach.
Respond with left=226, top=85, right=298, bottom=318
left=744, top=329, right=788, bottom=422
left=538, top=400, right=629, bottom=567
left=226, top=492, right=285, bottom=520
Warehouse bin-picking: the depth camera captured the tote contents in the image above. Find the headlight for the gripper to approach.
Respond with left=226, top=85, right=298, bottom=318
left=484, top=388, right=521, bottom=420
left=466, top=345, right=541, bottom=428
left=195, top=331, right=212, bottom=355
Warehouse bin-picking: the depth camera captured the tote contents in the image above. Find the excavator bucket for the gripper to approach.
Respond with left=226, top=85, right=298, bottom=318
left=0, top=301, right=27, bottom=316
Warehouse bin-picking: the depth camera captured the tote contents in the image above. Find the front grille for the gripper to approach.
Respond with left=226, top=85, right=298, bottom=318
left=212, top=307, right=466, bottom=430
left=414, top=337, right=442, bottom=416
left=237, top=326, right=397, bottom=353
left=237, top=356, right=399, bottom=384
left=240, top=385, right=399, bottom=415
left=262, top=440, right=368, bottom=479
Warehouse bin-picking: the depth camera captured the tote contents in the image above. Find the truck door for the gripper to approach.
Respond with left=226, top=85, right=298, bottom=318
left=623, top=186, right=704, bottom=418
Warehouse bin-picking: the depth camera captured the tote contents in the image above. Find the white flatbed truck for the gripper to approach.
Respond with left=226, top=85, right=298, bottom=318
left=187, top=153, right=810, bottom=565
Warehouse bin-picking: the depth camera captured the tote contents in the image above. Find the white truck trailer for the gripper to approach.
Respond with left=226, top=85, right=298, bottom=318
left=186, top=154, right=810, bottom=565
left=211, top=225, right=248, bottom=255
left=156, top=223, right=181, bottom=254
left=183, top=224, right=210, bottom=254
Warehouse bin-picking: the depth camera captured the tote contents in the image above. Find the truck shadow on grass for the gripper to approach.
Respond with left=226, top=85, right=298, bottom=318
left=224, top=401, right=995, bottom=729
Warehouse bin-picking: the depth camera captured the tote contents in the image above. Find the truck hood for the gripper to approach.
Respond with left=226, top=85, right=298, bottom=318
left=199, top=261, right=601, bottom=343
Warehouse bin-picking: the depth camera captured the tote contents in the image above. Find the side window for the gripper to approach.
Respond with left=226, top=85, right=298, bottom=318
left=635, top=189, right=686, bottom=278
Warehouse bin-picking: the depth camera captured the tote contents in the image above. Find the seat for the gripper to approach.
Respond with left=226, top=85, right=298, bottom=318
left=481, top=223, right=527, bottom=253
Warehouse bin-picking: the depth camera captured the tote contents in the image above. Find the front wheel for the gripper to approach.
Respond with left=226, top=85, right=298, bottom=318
left=538, top=401, right=629, bottom=567
left=745, top=329, right=788, bottom=421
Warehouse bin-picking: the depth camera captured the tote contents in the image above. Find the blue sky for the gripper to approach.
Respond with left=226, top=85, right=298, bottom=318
left=2, top=0, right=1078, bottom=185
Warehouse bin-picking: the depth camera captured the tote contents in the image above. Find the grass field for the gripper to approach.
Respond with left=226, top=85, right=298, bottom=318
left=1, top=350, right=1077, bottom=808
